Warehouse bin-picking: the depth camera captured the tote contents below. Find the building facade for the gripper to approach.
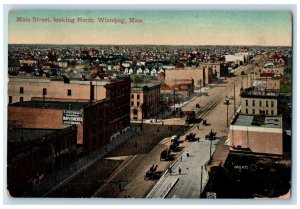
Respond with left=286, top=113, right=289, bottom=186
left=8, top=77, right=110, bottom=104
left=228, top=114, right=283, bottom=155
left=240, top=87, right=279, bottom=116
left=130, top=83, right=161, bottom=121
left=7, top=125, right=77, bottom=197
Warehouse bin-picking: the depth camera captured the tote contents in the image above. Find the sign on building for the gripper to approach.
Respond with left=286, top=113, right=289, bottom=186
left=62, top=110, right=83, bottom=125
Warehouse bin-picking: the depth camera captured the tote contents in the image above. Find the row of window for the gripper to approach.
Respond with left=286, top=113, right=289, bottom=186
left=245, top=109, right=274, bottom=115
left=131, top=101, right=140, bottom=107
left=18, top=87, right=72, bottom=96
left=9, top=96, right=22, bottom=103
left=245, top=100, right=274, bottom=107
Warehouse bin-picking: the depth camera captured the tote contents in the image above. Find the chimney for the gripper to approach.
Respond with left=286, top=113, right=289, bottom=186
left=90, top=81, right=94, bottom=103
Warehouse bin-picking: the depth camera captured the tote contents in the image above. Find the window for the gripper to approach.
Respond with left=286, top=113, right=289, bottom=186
left=20, top=87, right=24, bottom=94
left=252, top=100, right=255, bottom=106
left=131, top=101, right=134, bottom=106
left=43, top=88, right=47, bottom=95
left=137, top=102, right=140, bottom=106
left=259, top=100, right=262, bottom=107
left=266, top=110, right=269, bottom=115
left=131, top=94, right=134, bottom=99
left=20, top=97, right=23, bottom=102
left=245, top=108, right=248, bottom=114
left=266, top=101, right=269, bottom=107
left=9, top=96, right=12, bottom=104
left=245, top=100, right=248, bottom=106
left=67, top=89, right=72, bottom=96
left=137, top=95, right=140, bottom=100
left=252, top=109, right=255, bottom=115
left=271, top=101, right=274, bottom=107
left=271, top=110, right=274, bottom=115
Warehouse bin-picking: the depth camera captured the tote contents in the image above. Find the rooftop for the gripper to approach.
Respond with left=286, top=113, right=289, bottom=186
left=8, top=128, right=55, bottom=143
left=240, top=87, right=279, bottom=97
left=131, top=82, right=161, bottom=90
left=10, top=100, right=89, bottom=110
left=233, top=114, right=282, bottom=129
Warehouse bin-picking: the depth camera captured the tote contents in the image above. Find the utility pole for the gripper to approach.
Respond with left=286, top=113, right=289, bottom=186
left=173, top=89, right=176, bottom=112
left=226, top=100, right=229, bottom=127
left=200, top=165, right=203, bottom=198
left=233, top=84, right=236, bottom=113
left=209, top=129, right=213, bottom=161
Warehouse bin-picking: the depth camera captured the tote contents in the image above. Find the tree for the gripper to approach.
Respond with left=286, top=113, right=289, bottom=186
left=132, top=74, right=143, bottom=83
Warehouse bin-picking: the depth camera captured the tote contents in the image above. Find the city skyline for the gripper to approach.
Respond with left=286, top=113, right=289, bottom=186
left=9, top=10, right=292, bottom=46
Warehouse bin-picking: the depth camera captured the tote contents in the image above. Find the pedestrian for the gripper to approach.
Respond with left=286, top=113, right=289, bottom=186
left=186, top=150, right=189, bottom=157
left=180, top=156, right=182, bottom=161
left=178, top=167, right=181, bottom=175
left=169, top=167, right=172, bottom=175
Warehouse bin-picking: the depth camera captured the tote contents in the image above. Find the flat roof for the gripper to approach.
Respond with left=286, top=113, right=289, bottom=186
left=233, top=114, right=282, bottom=129
left=131, top=82, right=160, bottom=89
left=10, top=100, right=89, bottom=110
left=8, top=128, right=55, bottom=143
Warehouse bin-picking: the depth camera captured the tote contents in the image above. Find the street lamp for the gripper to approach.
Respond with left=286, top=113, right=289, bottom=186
left=225, top=99, right=230, bottom=127
left=209, top=129, right=214, bottom=161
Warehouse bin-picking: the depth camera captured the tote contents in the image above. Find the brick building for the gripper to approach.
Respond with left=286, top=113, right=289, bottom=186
left=164, top=62, right=227, bottom=89
left=8, top=77, right=131, bottom=144
left=260, top=67, right=285, bottom=77
left=7, top=77, right=121, bottom=104
left=249, top=78, right=281, bottom=91
left=8, top=100, right=110, bottom=154
left=228, top=114, right=283, bottom=155
left=105, top=78, right=131, bottom=139
left=7, top=125, right=77, bottom=196
left=130, top=83, right=161, bottom=121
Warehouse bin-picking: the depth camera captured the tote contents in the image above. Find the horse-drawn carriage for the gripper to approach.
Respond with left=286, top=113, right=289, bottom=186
left=144, top=165, right=163, bottom=180
left=185, top=132, right=200, bottom=142
left=160, top=148, right=174, bottom=161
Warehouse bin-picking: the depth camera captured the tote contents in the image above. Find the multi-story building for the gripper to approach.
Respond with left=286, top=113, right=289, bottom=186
left=240, top=87, right=279, bottom=116
left=130, top=83, right=161, bottom=121
left=7, top=97, right=130, bottom=155
left=249, top=78, right=281, bottom=91
left=164, top=62, right=227, bottom=89
left=260, top=67, right=285, bottom=77
left=7, top=77, right=130, bottom=104
left=228, top=114, right=283, bottom=155
left=7, top=125, right=77, bottom=197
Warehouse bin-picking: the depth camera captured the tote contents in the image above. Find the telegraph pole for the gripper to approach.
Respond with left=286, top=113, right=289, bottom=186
left=233, top=84, right=236, bottom=113
left=209, top=129, right=213, bottom=161
left=226, top=100, right=229, bottom=127
left=173, top=89, right=176, bottom=112
left=200, top=165, right=203, bottom=198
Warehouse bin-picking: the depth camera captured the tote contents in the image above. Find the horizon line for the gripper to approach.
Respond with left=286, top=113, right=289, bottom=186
left=8, top=43, right=292, bottom=47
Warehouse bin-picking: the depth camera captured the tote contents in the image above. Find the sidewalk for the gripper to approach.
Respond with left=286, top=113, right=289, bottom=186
left=25, top=127, right=138, bottom=197
left=146, top=136, right=221, bottom=198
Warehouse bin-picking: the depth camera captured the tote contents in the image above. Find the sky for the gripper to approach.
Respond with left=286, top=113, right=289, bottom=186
left=8, top=10, right=292, bottom=46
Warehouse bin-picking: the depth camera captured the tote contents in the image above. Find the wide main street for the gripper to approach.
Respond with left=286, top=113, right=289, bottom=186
left=44, top=54, right=267, bottom=198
